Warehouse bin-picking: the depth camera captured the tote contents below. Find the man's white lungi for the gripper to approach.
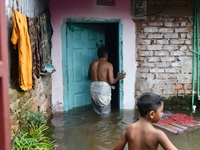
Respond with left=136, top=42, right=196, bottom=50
left=90, top=81, right=112, bottom=115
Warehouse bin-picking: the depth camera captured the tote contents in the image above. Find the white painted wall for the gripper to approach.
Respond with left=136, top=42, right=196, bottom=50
left=49, top=0, right=136, bottom=112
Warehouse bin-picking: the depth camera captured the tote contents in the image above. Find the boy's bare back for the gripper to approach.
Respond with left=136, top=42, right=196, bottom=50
left=113, top=92, right=178, bottom=150
left=114, top=119, right=177, bottom=150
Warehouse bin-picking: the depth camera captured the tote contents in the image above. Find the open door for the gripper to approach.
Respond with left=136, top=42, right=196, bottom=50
left=64, top=23, right=105, bottom=110
left=62, top=21, right=123, bottom=111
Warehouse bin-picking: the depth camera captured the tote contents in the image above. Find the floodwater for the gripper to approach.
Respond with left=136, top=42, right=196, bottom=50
left=50, top=105, right=200, bottom=150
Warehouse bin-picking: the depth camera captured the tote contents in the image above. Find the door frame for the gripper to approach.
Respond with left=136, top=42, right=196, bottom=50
left=62, top=18, right=124, bottom=111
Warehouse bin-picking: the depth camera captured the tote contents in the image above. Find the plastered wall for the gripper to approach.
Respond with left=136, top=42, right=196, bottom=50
left=49, top=0, right=136, bottom=111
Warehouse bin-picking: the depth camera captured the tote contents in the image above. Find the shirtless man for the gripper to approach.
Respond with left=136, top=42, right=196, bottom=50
left=113, top=92, right=178, bottom=150
left=88, top=46, right=126, bottom=115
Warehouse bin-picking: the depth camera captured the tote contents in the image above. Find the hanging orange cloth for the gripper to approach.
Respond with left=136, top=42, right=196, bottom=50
left=11, top=10, right=32, bottom=91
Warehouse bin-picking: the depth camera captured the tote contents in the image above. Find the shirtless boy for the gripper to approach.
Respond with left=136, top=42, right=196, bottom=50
left=113, top=92, right=178, bottom=150
left=88, top=47, right=126, bottom=115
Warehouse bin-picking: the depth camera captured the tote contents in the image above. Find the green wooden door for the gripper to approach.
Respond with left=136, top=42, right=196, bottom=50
left=66, top=23, right=105, bottom=110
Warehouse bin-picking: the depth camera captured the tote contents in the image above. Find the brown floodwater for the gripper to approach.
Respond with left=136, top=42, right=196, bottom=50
left=50, top=105, right=200, bottom=150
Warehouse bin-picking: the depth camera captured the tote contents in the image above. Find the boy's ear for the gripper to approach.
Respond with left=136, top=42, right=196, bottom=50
left=149, top=111, right=155, bottom=119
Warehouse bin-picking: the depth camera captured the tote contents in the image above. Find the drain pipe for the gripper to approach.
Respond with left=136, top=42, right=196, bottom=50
left=196, top=1, right=200, bottom=101
left=197, top=11, right=200, bottom=101
left=191, top=23, right=196, bottom=108
left=192, top=0, right=198, bottom=110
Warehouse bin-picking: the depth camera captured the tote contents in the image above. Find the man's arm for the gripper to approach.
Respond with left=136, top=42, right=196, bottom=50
left=157, top=130, right=178, bottom=150
left=113, top=129, right=127, bottom=150
left=107, top=63, right=126, bottom=85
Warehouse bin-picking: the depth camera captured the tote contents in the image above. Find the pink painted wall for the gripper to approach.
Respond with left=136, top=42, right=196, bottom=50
left=49, top=0, right=136, bottom=111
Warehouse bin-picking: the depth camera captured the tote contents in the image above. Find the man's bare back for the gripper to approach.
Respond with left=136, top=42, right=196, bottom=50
left=89, top=59, right=125, bottom=84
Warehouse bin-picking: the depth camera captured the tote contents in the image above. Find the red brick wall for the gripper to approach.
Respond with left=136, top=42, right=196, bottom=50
left=134, top=15, right=194, bottom=99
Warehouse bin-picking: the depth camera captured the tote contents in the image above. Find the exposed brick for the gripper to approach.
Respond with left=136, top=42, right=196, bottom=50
left=178, top=89, right=192, bottom=95
left=161, top=57, right=176, bottom=62
left=137, top=45, right=147, bottom=50
left=164, top=22, right=179, bottom=27
left=173, top=83, right=183, bottom=90
left=171, top=62, right=180, bottom=67
left=175, top=28, right=190, bottom=33
left=163, top=89, right=177, bottom=95
left=185, top=39, right=193, bottom=45
left=176, top=17, right=191, bottom=22
left=148, top=34, right=163, bottom=39
left=137, top=56, right=145, bottom=61
left=155, top=73, right=169, bottom=79
left=148, top=22, right=163, bottom=27
left=180, top=33, right=187, bottom=38
left=148, top=57, right=160, bottom=62
left=163, top=45, right=179, bottom=50
left=178, top=79, right=192, bottom=84
left=147, top=45, right=163, bottom=50
left=170, top=39, right=185, bottom=45
left=10, top=113, right=18, bottom=125
left=169, top=74, right=179, bottom=79
left=148, top=15, right=157, bottom=21
left=135, top=22, right=148, bottom=27
left=186, top=50, right=193, bottom=56
left=12, top=124, right=20, bottom=134
left=153, top=40, right=169, bottom=45
left=135, top=91, right=141, bottom=97
left=138, top=40, right=152, bottom=45
left=165, top=68, right=178, bottom=73
left=187, top=22, right=193, bottom=28
left=140, top=62, right=155, bottom=67
left=179, top=45, right=188, bottom=51
left=136, top=27, right=143, bottom=33
left=137, top=33, right=147, bottom=39
left=138, top=51, right=154, bottom=56
left=150, top=68, right=165, bottom=73
left=137, top=68, right=150, bottom=73
left=156, top=62, right=171, bottom=68
left=154, top=51, right=169, bottom=56
left=186, top=33, right=193, bottom=39
left=169, top=78, right=178, bottom=83
left=183, top=90, right=192, bottom=94
left=144, top=27, right=158, bottom=33
left=180, top=22, right=187, bottom=27
left=164, top=33, right=179, bottom=39
left=177, top=56, right=191, bottom=62
left=184, top=83, right=192, bottom=90
left=170, top=51, right=185, bottom=56
left=159, top=28, right=174, bottom=33
left=152, top=79, right=165, bottom=84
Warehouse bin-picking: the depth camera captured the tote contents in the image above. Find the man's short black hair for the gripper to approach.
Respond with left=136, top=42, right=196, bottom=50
left=97, top=46, right=108, bottom=59
left=137, top=92, right=163, bottom=117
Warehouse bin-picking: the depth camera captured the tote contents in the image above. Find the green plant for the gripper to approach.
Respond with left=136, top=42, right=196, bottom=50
left=13, top=110, right=56, bottom=150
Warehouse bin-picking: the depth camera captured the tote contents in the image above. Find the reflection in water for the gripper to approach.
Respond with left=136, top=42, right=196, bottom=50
left=50, top=105, right=200, bottom=150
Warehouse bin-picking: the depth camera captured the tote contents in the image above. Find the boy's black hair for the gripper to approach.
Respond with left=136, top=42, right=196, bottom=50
left=137, top=92, right=163, bottom=117
left=97, top=47, right=108, bottom=59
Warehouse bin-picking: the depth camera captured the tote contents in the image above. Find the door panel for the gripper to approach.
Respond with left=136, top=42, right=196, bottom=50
left=66, top=23, right=105, bottom=109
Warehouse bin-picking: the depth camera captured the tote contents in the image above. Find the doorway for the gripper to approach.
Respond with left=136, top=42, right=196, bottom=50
left=62, top=20, right=123, bottom=111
